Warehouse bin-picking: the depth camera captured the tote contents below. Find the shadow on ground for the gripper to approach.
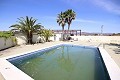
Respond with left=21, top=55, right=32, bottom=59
left=106, top=43, right=120, bottom=54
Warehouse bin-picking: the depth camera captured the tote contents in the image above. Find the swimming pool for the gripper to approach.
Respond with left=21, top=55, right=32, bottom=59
left=7, top=44, right=110, bottom=80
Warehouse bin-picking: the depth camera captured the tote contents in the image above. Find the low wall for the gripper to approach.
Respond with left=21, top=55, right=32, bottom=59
left=0, top=37, right=16, bottom=50
left=15, top=33, right=120, bottom=44
left=15, top=33, right=63, bottom=44
left=15, top=33, right=45, bottom=45
left=15, top=33, right=27, bottom=45
left=71, top=36, right=120, bottom=44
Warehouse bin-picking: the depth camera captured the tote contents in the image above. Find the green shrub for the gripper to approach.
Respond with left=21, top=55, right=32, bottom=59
left=0, top=31, right=16, bottom=45
left=0, top=31, right=13, bottom=38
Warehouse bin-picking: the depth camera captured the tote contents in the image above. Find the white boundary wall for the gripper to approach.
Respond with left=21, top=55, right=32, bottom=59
left=15, top=33, right=62, bottom=44
left=0, top=37, right=16, bottom=50
left=71, top=36, right=120, bottom=44
left=15, top=33, right=120, bottom=45
left=15, top=33, right=42, bottom=45
left=15, top=33, right=27, bottom=45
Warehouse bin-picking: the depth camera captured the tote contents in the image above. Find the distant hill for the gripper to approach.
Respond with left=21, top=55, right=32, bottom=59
left=81, top=32, right=113, bottom=36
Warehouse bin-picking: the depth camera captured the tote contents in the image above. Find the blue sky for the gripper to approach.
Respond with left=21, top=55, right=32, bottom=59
left=0, top=0, right=120, bottom=33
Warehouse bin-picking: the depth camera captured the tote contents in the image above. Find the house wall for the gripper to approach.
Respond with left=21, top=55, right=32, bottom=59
left=50, top=34, right=62, bottom=41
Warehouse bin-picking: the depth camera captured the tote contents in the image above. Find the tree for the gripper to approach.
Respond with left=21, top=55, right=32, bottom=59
left=10, top=16, right=43, bottom=44
left=39, top=29, right=53, bottom=42
left=65, top=9, right=76, bottom=31
left=57, top=12, right=66, bottom=40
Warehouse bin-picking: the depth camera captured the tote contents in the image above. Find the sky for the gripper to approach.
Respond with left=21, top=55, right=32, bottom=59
left=0, top=0, right=120, bottom=33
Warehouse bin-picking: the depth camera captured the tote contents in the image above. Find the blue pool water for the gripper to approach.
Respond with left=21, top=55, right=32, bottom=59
left=8, top=44, right=110, bottom=80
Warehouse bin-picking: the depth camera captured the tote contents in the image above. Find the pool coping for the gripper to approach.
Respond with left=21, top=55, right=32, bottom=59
left=0, top=43, right=120, bottom=80
left=99, top=47, right=120, bottom=80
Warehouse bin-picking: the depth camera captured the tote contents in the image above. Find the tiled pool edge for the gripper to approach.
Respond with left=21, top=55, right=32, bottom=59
left=3, top=43, right=63, bottom=60
left=0, top=44, right=120, bottom=80
left=99, top=47, right=120, bottom=80
left=0, top=59, right=34, bottom=80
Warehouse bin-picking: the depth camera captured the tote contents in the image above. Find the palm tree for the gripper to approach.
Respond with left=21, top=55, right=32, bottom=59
left=10, top=16, right=43, bottom=44
left=39, top=29, right=53, bottom=42
left=65, top=9, right=76, bottom=31
left=57, top=12, right=66, bottom=40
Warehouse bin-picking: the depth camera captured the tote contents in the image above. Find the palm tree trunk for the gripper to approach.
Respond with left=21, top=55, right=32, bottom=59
left=68, top=24, right=70, bottom=33
left=67, top=24, right=70, bottom=40
left=29, top=32, right=33, bottom=44
left=68, top=24, right=70, bottom=31
left=46, top=37, right=48, bottom=42
left=27, top=31, right=33, bottom=44
left=27, top=32, right=29, bottom=44
left=62, top=26, right=64, bottom=41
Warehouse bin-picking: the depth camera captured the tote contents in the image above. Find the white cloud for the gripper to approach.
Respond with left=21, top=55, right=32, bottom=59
left=62, top=0, right=81, bottom=3
left=60, top=0, right=85, bottom=5
left=61, top=0, right=120, bottom=14
left=41, top=16, right=56, bottom=19
left=42, top=16, right=99, bottom=23
left=74, top=18, right=98, bottom=23
left=41, top=16, right=99, bottom=24
left=92, top=0, right=120, bottom=14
